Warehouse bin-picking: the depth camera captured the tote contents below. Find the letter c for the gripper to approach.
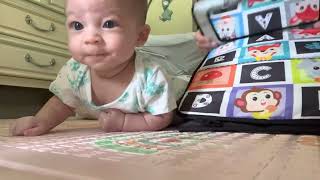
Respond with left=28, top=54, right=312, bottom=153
left=250, top=66, right=272, bottom=80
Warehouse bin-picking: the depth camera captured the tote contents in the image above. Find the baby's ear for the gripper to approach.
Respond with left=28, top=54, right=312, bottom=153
left=136, top=24, right=151, bottom=47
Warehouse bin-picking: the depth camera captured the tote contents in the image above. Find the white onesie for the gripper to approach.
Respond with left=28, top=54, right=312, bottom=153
left=49, top=51, right=187, bottom=118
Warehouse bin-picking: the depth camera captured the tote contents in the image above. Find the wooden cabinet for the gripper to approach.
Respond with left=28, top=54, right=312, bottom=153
left=0, top=0, right=69, bottom=89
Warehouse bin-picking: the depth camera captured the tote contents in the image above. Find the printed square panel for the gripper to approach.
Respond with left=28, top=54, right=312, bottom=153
left=227, top=84, right=293, bottom=120
left=246, top=30, right=285, bottom=45
left=211, top=13, right=244, bottom=41
left=212, top=39, right=244, bottom=57
left=188, top=65, right=237, bottom=90
left=241, top=0, right=283, bottom=10
left=285, top=0, right=320, bottom=26
left=295, top=41, right=320, bottom=54
left=290, top=40, right=320, bottom=58
left=202, top=50, right=240, bottom=68
left=179, top=89, right=231, bottom=116
left=246, top=6, right=283, bottom=37
left=234, top=61, right=289, bottom=86
left=239, top=41, right=290, bottom=63
left=293, top=85, right=320, bottom=119
left=291, top=59, right=320, bottom=84
left=289, top=27, right=320, bottom=40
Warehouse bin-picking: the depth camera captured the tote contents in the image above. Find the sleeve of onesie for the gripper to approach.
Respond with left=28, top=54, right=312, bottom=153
left=142, top=66, right=177, bottom=115
left=49, top=59, right=82, bottom=108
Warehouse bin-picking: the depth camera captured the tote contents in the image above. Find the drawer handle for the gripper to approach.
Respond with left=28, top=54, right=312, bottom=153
left=25, top=53, right=56, bottom=68
left=25, top=15, right=55, bottom=32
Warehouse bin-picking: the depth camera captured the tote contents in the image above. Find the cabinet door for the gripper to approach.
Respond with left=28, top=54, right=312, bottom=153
left=147, top=0, right=195, bottom=35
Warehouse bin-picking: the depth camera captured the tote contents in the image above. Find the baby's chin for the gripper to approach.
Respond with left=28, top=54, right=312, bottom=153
left=79, top=55, right=108, bottom=65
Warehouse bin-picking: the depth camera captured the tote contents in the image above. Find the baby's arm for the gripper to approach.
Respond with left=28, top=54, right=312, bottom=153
left=314, top=21, right=320, bottom=28
left=10, top=96, right=74, bottom=136
left=99, top=109, right=173, bottom=132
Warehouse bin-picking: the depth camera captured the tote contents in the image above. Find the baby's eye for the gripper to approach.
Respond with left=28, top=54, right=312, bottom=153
left=103, top=20, right=117, bottom=28
left=70, top=21, right=84, bottom=31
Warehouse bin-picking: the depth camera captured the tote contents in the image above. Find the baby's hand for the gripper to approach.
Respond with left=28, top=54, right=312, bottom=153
left=98, top=109, right=125, bottom=132
left=10, top=116, right=48, bottom=136
left=195, top=30, right=219, bottom=52
left=314, top=21, right=320, bottom=28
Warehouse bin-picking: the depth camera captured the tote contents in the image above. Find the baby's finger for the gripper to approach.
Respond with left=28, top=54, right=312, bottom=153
left=9, top=121, right=19, bottom=136
left=98, top=111, right=110, bottom=128
left=314, top=21, right=320, bottom=28
left=195, top=31, right=210, bottom=43
left=197, top=41, right=216, bottom=52
left=9, top=118, right=35, bottom=136
left=23, top=126, right=46, bottom=136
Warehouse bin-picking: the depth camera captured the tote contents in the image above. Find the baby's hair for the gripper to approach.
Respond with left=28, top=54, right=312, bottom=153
left=136, top=0, right=148, bottom=25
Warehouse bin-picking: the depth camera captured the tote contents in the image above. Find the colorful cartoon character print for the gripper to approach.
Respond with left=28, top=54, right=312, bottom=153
left=234, top=87, right=282, bottom=119
left=215, top=41, right=237, bottom=55
left=298, top=59, right=320, bottom=82
left=248, top=43, right=281, bottom=61
left=215, top=15, right=236, bottom=40
left=289, top=0, right=319, bottom=25
left=292, top=28, right=320, bottom=38
left=248, top=0, right=278, bottom=7
left=248, top=0, right=264, bottom=7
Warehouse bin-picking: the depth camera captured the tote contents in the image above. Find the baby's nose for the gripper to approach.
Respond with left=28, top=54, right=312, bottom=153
left=84, top=34, right=103, bottom=45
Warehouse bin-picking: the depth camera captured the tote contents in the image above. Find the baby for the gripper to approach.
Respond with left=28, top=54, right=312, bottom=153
left=10, top=0, right=181, bottom=136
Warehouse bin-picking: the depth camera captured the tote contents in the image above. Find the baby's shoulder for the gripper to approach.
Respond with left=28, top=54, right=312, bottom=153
left=137, top=52, right=168, bottom=78
left=59, top=58, right=89, bottom=87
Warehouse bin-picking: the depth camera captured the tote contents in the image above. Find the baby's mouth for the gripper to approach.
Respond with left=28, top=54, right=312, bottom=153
left=87, top=53, right=106, bottom=57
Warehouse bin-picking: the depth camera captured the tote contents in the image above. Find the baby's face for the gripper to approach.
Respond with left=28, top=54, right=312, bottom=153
left=65, top=0, right=149, bottom=72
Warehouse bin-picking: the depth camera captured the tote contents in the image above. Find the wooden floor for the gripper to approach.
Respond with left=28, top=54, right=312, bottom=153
left=0, top=119, right=98, bottom=136
left=0, top=119, right=319, bottom=180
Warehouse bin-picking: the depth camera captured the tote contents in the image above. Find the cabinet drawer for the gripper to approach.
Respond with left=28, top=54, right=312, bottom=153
left=0, top=41, right=68, bottom=80
left=27, top=0, right=65, bottom=14
left=0, top=2, right=67, bottom=46
left=49, top=0, right=65, bottom=10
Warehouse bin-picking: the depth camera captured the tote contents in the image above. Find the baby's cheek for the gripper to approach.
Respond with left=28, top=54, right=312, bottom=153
left=68, top=42, right=81, bottom=58
left=68, top=41, right=75, bottom=53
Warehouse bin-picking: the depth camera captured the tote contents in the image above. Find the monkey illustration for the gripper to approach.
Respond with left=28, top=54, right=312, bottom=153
left=289, top=0, right=319, bottom=25
left=215, top=15, right=236, bottom=40
left=298, top=59, right=320, bottom=82
left=234, top=88, right=282, bottom=119
left=248, top=43, right=281, bottom=61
